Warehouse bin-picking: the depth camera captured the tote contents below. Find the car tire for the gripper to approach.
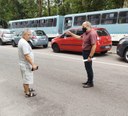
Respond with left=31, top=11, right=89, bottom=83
left=43, top=44, right=48, bottom=48
left=28, top=42, right=34, bottom=49
left=0, top=39, right=4, bottom=45
left=124, top=49, right=128, bottom=63
left=52, top=43, right=60, bottom=53
left=12, top=41, right=17, bottom=47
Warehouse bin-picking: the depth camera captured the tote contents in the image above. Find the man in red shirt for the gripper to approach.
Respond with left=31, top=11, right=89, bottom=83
left=66, top=21, right=97, bottom=88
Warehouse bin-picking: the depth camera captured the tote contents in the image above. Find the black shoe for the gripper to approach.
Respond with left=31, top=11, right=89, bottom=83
left=82, top=82, right=88, bottom=85
left=83, top=83, right=94, bottom=88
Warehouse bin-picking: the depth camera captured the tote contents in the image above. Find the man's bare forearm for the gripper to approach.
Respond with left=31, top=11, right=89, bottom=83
left=89, top=44, right=96, bottom=57
left=24, top=54, right=34, bottom=66
left=67, top=31, right=82, bottom=40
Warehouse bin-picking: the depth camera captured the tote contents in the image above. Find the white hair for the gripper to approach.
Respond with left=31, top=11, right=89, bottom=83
left=22, top=28, right=31, bottom=36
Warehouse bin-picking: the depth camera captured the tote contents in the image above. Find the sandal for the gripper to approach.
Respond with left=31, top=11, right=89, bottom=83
left=24, top=88, right=35, bottom=94
left=25, top=92, right=37, bottom=98
left=29, top=88, right=35, bottom=92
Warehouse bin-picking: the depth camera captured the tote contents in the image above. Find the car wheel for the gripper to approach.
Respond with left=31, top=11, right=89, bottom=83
left=43, top=44, right=48, bottom=48
left=12, top=41, right=17, bottom=47
left=52, top=43, right=60, bottom=53
left=124, top=49, right=128, bottom=63
left=28, top=42, right=34, bottom=49
left=0, top=39, right=4, bottom=45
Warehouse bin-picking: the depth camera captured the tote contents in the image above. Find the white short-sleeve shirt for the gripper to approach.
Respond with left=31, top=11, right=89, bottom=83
left=18, top=38, right=34, bottom=66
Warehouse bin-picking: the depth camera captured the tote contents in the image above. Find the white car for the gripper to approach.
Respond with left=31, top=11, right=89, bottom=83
left=0, top=29, right=15, bottom=45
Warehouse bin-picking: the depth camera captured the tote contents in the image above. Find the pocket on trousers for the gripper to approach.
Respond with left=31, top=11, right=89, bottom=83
left=19, top=64, right=26, bottom=71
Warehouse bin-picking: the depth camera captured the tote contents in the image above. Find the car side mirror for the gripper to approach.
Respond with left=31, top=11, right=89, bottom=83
left=60, top=34, right=65, bottom=38
left=60, top=33, right=72, bottom=39
left=60, top=33, right=67, bottom=38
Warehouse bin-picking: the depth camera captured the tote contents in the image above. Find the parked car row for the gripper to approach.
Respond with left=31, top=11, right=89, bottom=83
left=51, top=27, right=128, bottom=63
left=0, top=28, right=128, bottom=63
left=0, top=28, right=49, bottom=48
left=11, top=30, right=48, bottom=48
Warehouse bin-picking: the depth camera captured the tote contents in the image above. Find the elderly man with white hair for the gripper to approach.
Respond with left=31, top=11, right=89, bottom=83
left=66, top=21, right=97, bottom=88
left=18, top=29, right=38, bottom=97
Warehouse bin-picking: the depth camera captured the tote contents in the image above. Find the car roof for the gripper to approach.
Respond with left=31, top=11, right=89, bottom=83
left=30, top=29, right=44, bottom=32
left=67, top=27, right=106, bottom=31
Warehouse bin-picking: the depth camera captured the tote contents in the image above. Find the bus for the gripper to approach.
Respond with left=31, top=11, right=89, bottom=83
left=8, top=8, right=128, bottom=42
left=64, top=8, right=128, bottom=42
left=8, top=15, right=64, bottom=39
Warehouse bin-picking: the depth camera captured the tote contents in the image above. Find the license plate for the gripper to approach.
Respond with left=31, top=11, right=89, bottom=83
left=105, top=46, right=110, bottom=49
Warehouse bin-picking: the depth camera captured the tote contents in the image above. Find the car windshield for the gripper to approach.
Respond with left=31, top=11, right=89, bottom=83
left=34, top=30, right=46, bottom=36
left=76, top=30, right=84, bottom=35
left=96, top=29, right=108, bottom=36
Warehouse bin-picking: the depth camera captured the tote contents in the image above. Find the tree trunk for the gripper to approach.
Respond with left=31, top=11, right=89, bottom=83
left=47, top=0, right=51, bottom=16
left=123, top=0, right=128, bottom=7
left=37, top=0, right=42, bottom=17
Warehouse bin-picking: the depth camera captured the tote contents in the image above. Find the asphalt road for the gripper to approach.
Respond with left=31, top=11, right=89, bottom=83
left=0, top=45, right=128, bottom=116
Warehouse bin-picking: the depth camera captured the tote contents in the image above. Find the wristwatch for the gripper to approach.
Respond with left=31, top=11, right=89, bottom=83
left=88, top=56, right=92, bottom=58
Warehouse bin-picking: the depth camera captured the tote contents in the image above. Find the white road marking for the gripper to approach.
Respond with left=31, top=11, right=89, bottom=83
left=34, top=52, right=128, bottom=68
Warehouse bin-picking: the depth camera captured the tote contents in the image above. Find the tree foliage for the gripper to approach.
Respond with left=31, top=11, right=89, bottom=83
left=0, top=0, right=127, bottom=22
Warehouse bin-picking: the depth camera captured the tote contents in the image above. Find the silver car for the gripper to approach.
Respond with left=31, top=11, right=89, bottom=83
left=0, top=29, right=14, bottom=45
left=12, top=30, right=48, bottom=48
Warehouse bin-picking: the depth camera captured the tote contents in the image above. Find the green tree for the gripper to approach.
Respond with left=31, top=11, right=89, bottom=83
left=0, top=0, right=127, bottom=22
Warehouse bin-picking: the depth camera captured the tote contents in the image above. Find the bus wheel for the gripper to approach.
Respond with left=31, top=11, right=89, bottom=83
left=124, top=49, right=128, bottom=63
left=12, top=41, right=17, bottom=47
left=52, top=43, right=60, bottom=53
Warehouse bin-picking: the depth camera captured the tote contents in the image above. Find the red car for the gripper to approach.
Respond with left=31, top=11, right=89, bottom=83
left=51, top=27, right=112, bottom=54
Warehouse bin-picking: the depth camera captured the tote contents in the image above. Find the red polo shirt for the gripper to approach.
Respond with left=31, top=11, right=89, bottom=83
left=82, top=29, right=97, bottom=51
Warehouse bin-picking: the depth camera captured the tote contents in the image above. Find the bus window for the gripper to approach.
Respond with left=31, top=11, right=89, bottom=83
left=12, top=23, right=15, bottom=28
left=49, top=19, right=53, bottom=27
left=45, top=19, right=53, bottom=27
left=74, top=15, right=86, bottom=26
left=20, top=22, right=23, bottom=28
left=118, top=11, right=128, bottom=24
left=29, top=20, right=34, bottom=27
left=53, top=18, right=57, bottom=27
left=101, top=12, right=117, bottom=24
left=40, top=19, right=45, bottom=27
left=33, top=20, right=38, bottom=27
left=64, top=17, right=72, bottom=30
left=25, top=21, right=29, bottom=27
left=87, top=14, right=100, bottom=25
left=17, top=22, right=20, bottom=28
left=15, top=23, right=17, bottom=28
left=37, top=20, right=40, bottom=27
